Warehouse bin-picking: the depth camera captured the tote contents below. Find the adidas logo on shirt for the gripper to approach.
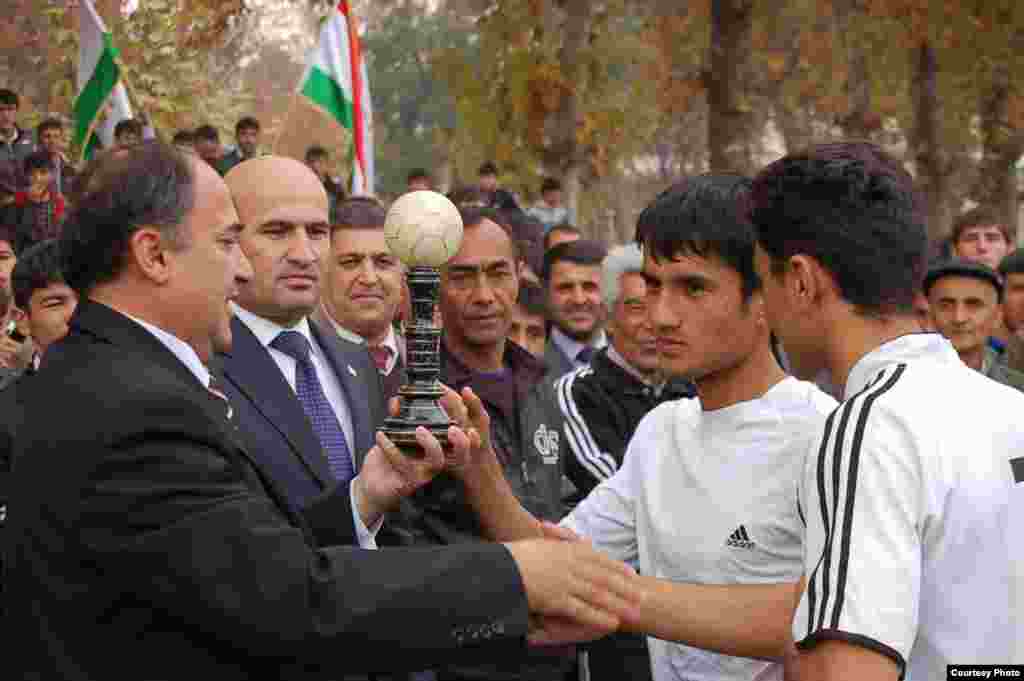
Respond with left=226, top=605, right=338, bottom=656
left=725, top=525, right=755, bottom=549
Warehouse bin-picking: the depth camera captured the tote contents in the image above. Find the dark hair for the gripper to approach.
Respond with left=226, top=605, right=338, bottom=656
left=542, top=239, right=608, bottom=283
left=24, top=151, right=54, bottom=175
left=636, top=174, right=760, bottom=300
left=923, top=258, right=1003, bottom=303
left=305, top=145, right=328, bottom=162
left=999, top=248, right=1024, bottom=277
left=543, top=223, right=581, bottom=251
left=749, top=142, right=925, bottom=315
left=114, top=118, right=143, bottom=140
left=407, top=168, right=430, bottom=183
left=478, top=161, right=498, bottom=176
left=516, top=281, right=547, bottom=318
left=0, top=89, right=17, bottom=108
left=455, top=203, right=518, bottom=258
left=171, top=129, right=194, bottom=146
left=37, top=117, right=63, bottom=138
left=540, top=177, right=561, bottom=194
left=951, top=206, right=1011, bottom=245
left=12, top=239, right=65, bottom=310
left=193, top=124, right=220, bottom=143
left=59, top=141, right=195, bottom=294
left=235, top=116, right=260, bottom=135
left=332, top=196, right=386, bottom=231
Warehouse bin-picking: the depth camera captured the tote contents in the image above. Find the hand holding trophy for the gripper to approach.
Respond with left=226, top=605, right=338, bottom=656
left=380, top=191, right=464, bottom=457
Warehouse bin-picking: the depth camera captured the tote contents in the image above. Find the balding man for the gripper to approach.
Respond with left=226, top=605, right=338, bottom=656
left=218, top=156, right=390, bottom=529
left=6, top=143, right=642, bottom=680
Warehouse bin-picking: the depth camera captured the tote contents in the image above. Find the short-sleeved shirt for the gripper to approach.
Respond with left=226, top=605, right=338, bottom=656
left=793, top=333, right=1024, bottom=679
left=563, top=377, right=836, bottom=681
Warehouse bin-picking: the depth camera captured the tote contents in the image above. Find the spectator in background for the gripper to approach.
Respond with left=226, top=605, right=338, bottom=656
left=542, top=239, right=608, bottom=379
left=305, top=145, right=346, bottom=223
left=12, top=152, right=66, bottom=253
left=171, top=129, right=194, bottom=151
left=113, top=118, right=144, bottom=149
left=0, top=164, right=16, bottom=207
left=527, top=177, right=573, bottom=233
left=314, top=196, right=407, bottom=400
left=0, top=89, right=34, bottom=182
left=36, top=118, right=76, bottom=197
left=10, top=239, right=76, bottom=367
left=407, top=168, right=432, bottom=192
left=509, top=282, right=547, bottom=360
left=220, top=116, right=261, bottom=173
left=192, top=124, right=229, bottom=175
left=543, top=222, right=581, bottom=252
left=477, top=161, right=520, bottom=212
left=998, top=247, right=1024, bottom=372
left=924, top=258, right=1024, bottom=391
left=505, top=210, right=545, bottom=286
left=0, top=228, right=32, bottom=371
left=950, top=207, right=1012, bottom=271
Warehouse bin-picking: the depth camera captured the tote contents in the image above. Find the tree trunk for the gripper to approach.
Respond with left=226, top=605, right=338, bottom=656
left=706, top=0, right=756, bottom=174
left=834, top=0, right=874, bottom=140
left=973, top=66, right=1023, bottom=241
left=909, top=41, right=958, bottom=244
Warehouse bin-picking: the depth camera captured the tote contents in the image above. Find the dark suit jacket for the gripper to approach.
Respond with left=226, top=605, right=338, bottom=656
left=216, top=315, right=386, bottom=529
left=6, top=300, right=529, bottom=680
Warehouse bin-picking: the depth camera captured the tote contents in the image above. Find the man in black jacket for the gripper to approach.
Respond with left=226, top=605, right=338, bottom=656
left=4, top=142, right=641, bottom=680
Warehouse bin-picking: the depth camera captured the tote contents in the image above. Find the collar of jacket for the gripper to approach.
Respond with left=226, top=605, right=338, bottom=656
left=440, top=336, right=547, bottom=393
left=591, top=347, right=694, bottom=399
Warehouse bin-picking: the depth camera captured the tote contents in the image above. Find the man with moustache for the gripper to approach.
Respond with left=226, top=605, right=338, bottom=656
left=543, top=240, right=608, bottom=379
left=6, top=142, right=643, bottom=680
left=314, top=196, right=407, bottom=400
left=445, top=175, right=838, bottom=681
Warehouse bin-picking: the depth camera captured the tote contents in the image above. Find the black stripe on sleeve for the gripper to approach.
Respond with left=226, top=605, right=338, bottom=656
left=797, top=629, right=907, bottom=680
left=830, top=364, right=906, bottom=628
left=1011, top=456, right=1024, bottom=484
left=805, top=408, right=838, bottom=639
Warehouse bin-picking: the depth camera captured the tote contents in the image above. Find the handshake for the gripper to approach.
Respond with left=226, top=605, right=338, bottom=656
left=354, top=385, right=644, bottom=647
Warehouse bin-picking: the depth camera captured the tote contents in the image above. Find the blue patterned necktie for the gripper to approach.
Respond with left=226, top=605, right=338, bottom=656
left=270, top=330, right=355, bottom=483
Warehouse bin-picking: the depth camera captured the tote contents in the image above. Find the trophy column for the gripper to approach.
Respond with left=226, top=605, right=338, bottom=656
left=381, top=266, right=452, bottom=456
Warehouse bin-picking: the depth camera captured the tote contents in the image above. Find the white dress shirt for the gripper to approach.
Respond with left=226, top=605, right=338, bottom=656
left=320, top=304, right=401, bottom=376
left=551, top=326, right=607, bottom=368
left=126, top=310, right=380, bottom=548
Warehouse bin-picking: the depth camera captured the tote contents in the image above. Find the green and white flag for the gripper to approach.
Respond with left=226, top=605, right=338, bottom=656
left=73, top=0, right=133, bottom=161
left=297, top=1, right=374, bottom=195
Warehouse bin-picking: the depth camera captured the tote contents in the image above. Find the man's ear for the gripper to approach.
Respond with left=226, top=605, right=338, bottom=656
left=127, top=227, right=172, bottom=285
left=787, top=255, right=834, bottom=309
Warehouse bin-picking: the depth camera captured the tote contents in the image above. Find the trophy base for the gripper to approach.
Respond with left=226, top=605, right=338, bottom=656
left=380, top=383, right=453, bottom=458
left=380, top=420, right=452, bottom=458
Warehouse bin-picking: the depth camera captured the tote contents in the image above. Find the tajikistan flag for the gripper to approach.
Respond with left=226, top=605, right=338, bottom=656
left=298, top=1, right=375, bottom=195
left=73, top=0, right=133, bottom=160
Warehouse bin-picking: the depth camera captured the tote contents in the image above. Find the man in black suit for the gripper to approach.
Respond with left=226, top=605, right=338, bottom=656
left=219, top=158, right=389, bottom=522
left=5, top=142, right=641, bottom=680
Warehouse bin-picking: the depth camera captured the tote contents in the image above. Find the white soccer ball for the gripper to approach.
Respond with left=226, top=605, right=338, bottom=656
left=384, top=190, right=464, bottom=267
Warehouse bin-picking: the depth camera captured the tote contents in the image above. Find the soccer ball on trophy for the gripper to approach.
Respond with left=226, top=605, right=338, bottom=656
left=384, top=190, right=464, bottom=268
left=380, top=190, right=464, bottom=457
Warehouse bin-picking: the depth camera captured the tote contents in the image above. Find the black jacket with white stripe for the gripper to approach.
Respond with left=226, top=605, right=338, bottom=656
left=553, top=348, right=695, bottom=507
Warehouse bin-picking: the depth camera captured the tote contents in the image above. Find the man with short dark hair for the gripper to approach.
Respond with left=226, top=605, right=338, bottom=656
left=998, top=248, right=1024, bottom=372
left=407, top=168, right=432, bottom=192
left=542, top=223, right=581, bottom=252
left=509, top=282, right=547, bottom=359
left=750, top=142, right=1023, bottom=680
left=477, top=161, right=519, bottom=212
left=0, top=89, right=33, bottom=179
left=923, top=259, right=1024, bottom=391
left=193, top=124, right=229, bottom=174
left=221, top=116, right=261, bottom=173
left=527, top=178, right=572, bottom=233
left=314, top=196, right=407, bottom=400
left=36, top=118, right=76, bottom=196
left=6, top=141, right=639, bottom=679
left=12, top=152, right=66, bottom=252
left=10, top=239, right=77, bottom=363
left=543, top=239, right=608, bottom=379
left=305, top=145, right=346, bottom=221
left=951, top=207, right=1012, bottom=271
left=113, top=118, right=144, bottom=149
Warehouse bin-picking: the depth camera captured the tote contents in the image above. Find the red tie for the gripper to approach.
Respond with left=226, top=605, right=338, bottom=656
left=368, top=344, right=392, bottom=373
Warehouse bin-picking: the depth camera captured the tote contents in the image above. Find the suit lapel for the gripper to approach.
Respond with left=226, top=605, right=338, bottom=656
left=222, top=318, right=334, bottom=488
left=310, top=320, right=374, bottom=470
